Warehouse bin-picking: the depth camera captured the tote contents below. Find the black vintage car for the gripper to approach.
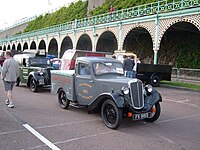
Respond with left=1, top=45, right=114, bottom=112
left=14, top=50, right=54, bottom=92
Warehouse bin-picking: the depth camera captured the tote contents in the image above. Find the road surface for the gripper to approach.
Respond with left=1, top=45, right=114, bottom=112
left=0, top=81, right=200, bottom=150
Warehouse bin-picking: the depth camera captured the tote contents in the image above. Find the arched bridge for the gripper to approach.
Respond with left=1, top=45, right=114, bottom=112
left=0, top=0, right=200, bottom=64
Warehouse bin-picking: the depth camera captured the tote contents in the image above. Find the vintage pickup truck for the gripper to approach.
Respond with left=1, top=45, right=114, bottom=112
left=51, top=56, right=162, bottom=129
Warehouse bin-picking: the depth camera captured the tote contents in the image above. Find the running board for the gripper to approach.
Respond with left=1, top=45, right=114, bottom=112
left=70, top=103, right=86, bottom=109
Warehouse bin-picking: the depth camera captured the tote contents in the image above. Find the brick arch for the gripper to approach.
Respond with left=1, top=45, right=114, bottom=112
left=38, top=39, right=47, bottom=49
left=12, top=43, right=16, bottom=50
left=48, top=38, right=58, bottom=56
left=76, top=33, right=92, bottom=51
left=60, top=34, right=74, bottom=46
left=122, top=24, right=154, bottom=49
left=96, top=29, right=118, bottom=53
left=158, top=14, right=200, bottom=49
left=96, top=29, right=119, bottom=44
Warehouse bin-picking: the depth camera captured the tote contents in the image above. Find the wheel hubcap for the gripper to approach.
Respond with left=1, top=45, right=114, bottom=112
left=31, top=80, right=36, bottom=89
left=104, top=104, right=117, bottom=125
left=60, top=92, right=66, bottom=105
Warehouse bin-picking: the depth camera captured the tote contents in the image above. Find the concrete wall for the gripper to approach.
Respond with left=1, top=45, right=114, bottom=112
left=88, top=0, right=106, bottom=12
left=0, top=22, right=28, bottom=39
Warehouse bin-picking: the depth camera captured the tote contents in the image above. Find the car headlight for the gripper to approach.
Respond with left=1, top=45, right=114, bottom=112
left=145, top=84, right=153, bottom=93
left=38, top=69, right=45, bottom=76
left=38, top=72, right=44, bottom=75
left=121, top=86, right=129, bottom=95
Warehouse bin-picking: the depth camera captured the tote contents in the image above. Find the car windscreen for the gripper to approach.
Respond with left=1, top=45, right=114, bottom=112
left=93, top=62, right=124, bottom=75
left=29, top=58, right=51, bottom=67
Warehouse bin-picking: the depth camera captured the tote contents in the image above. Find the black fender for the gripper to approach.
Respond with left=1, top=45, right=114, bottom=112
left=27, top=71, right=45, bottom=87
left=143, top=89, right=162, bottom=110
left=88, top=92, right=124, bottom=112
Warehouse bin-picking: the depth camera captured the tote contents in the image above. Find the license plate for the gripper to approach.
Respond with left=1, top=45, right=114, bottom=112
left=132, top=112, right=151, bottom=120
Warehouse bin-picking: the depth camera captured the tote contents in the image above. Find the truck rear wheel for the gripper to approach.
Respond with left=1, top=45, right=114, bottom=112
left=150, top=75, right=160, bottom=87
left=101, top=99, right=122, bottom=129
left=58, top=89, right=70, bottom=109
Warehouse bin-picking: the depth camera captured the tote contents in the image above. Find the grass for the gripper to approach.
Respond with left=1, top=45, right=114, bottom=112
left=161, top=80, right=200, bottom=91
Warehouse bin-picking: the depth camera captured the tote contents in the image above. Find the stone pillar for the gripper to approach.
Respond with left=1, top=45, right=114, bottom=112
left=46, top=35, right=49, bottom=53
left=118, top=22, right=123, bottom=51
left=58, top=33, right=61, bottom=58
left=92, top=27, right=96, bottom=52
left=73, top=30, right=76, bottom=49
left=154, top=15, right=159, bottom=64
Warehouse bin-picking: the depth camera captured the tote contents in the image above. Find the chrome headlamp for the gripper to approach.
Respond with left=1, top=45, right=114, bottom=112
left=121, top=86, right=129, bottom=95
left=38, top=68, right=45, bottom=76
left=145, top=84, right=153, bottom=93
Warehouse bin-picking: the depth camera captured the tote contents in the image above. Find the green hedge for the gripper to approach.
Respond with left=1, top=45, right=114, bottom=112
left=24, top=0, right=88, bottom=32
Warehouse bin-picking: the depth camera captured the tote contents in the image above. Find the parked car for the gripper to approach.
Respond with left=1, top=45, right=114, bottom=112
left=51, top=57, right=162, bottom=129
left=0, top=50, right=21, bottom=66
left=60, top=49, right=111, bottom=70
left=0, top=50, right=6, bottom=66
left=114, top=51, right=172, bottom=87
left=14, top=49, right=54, bottom=92
left=50, top=58, right=61, bottom=70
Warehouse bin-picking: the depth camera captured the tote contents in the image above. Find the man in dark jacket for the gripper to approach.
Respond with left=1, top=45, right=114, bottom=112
left=123, top=55, right=135, bottom=78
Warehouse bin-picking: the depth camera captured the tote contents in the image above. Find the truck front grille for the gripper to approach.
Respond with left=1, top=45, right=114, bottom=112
left=129, top=79, right=144, bottom=109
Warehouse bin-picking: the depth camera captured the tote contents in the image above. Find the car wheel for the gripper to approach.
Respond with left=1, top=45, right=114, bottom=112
left=16, top=77, right=20, bottom=86
left=150, top=75, right=160, bottom=87
left=144, top=102, right=161, bottom=122
left=101, top=99, right=122, bottom=129
left=58, top=89, right=70, bottom=109
left=30, top=77, right=38, bottom=92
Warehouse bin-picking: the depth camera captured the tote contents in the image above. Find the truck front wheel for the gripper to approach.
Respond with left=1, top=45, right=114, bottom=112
left=150, top=75, right=160, bottom=87
left=30, top=77, right=38, bottom=92
left=58, top=89, right=70, bottom=109
left=101, top=99, right=122, bottom=129
left=144, top=102, right=161, bottom=122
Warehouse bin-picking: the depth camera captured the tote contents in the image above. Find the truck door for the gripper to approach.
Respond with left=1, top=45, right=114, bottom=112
left=75, top=62, right=96, bottom=105
left=19, top=58, right=30, bottom=83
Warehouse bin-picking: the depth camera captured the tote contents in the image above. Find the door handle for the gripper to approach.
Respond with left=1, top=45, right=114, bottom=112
left=89, top=80, right=94, bottom=83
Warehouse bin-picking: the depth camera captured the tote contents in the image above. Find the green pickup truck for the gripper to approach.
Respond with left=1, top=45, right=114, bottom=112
left=14, top=49, right=54, bottom=92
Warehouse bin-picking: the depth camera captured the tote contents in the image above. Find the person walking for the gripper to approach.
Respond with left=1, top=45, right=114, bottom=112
left=1, top=51, right=19, bottom=108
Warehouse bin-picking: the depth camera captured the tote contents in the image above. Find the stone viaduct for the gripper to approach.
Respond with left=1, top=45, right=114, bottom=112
left=0, top=0, right=199, bottom=64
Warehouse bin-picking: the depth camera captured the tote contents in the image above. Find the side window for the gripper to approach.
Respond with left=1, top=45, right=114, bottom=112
left=78, top=62, right=91, bottom=76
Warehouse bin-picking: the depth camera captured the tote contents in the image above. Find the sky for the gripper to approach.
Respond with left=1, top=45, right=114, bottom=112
left=0, top=0, right=75, bottom=30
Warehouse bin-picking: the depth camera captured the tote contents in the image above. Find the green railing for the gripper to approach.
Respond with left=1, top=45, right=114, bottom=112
left=0, top=0, right=199, bottom=44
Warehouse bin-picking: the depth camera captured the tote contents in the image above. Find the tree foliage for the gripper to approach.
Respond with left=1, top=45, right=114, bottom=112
left=24, top=0, right=88, bottom=32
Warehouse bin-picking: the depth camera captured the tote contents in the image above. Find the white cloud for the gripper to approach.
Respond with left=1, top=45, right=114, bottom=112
left=0, top=0, right=76, bottom=29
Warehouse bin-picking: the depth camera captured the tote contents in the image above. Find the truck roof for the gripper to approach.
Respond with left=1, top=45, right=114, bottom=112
left=77, top=57, right=121, bottom=63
